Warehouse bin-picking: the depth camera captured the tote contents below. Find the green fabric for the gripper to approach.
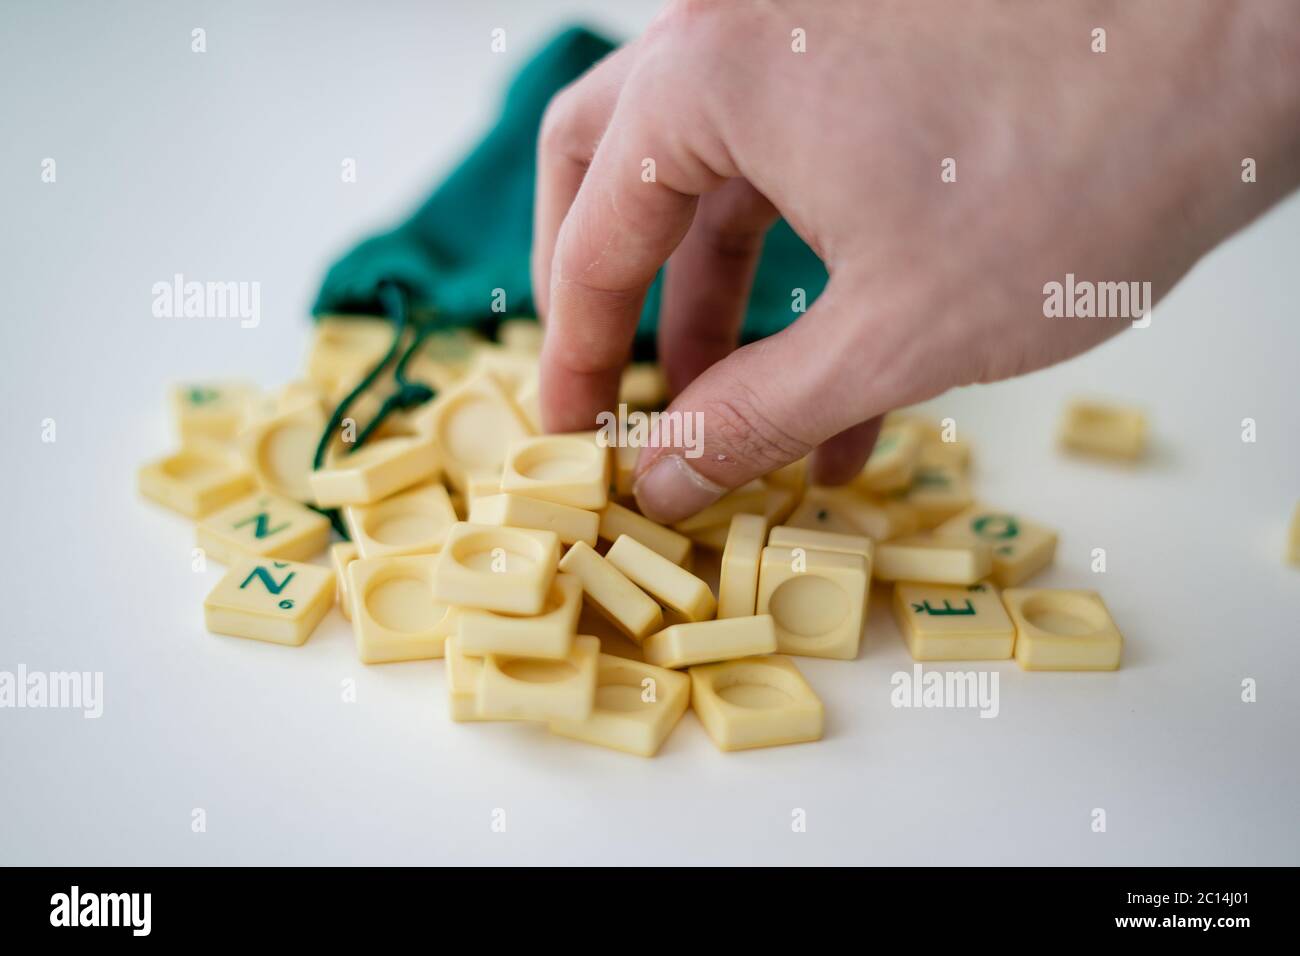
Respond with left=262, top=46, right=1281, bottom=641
left=312, top=26, right=827, bottom=356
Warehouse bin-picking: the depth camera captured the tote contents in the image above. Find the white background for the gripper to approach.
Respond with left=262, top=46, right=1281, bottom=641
left=2, top=0, right=1297, bottom=865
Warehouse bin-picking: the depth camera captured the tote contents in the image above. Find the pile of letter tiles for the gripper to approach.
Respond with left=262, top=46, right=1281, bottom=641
left=139, top=316, right=1156, bottom=757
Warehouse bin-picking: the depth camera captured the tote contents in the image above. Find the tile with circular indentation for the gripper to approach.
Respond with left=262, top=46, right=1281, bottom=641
left=464, top=473, right=502, bottom=506
left=347, top=554, right=456, bottom=663
left=768, top=525, right=873, bottom=563
left=766, top=527, right=872, bottom=616
left=242, top=380, right=325, bottom=432
left=309, top=434, right=440, bottom=507
left=1058, top=399, right=1147, bottom=461
left=138, top=446, right=254, bottom=518
left=550, top=654, right=690, bottom=756
left=343, top=481, right=458, bottom=560
left=241, top=402, right=327, bottom=503
left=469, top=345, right=540, bottom=393
left=331, top=541, right=359, bottom=620
left=431, top=522, right=559, bottom=615
left=1003, top=588, right=1123, bottom=671
left=756, top=546, right=868, bottom=660
left=458, top=573, right=582, bottom=660
left=469, top=493, right=598, bottom=547
left=501, top=432, right=609, bottom=510
left=689, top=655, right=823, bottom=751
left=444, top=636, right=509, bottom=723
left=477, top=635, right=599, bottom=722
left=415, top=371, right=533, bottom=493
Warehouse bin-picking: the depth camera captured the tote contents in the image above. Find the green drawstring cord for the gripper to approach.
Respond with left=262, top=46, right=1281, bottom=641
left=310, top=281, right=438, bottom=539
left=351, top=322, right=437, bottom=448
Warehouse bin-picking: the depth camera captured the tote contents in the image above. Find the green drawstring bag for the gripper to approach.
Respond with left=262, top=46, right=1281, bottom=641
left=308, top=26, right=827, bottom=533
left=312, top=24, right=827, bottom=352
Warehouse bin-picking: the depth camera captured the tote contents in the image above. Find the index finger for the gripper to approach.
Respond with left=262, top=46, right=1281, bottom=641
left=532, top=43, right=636, bottom=323
left=539, top=93, right=718, bottom=433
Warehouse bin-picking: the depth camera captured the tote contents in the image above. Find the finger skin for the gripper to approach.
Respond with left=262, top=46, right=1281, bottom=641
left=658, top=179, right=778, bottom=398
left=539, top=78, right=724, bottom=433
left=532, top=44, right=636, bottom=323
left=541, top=0, right=1300, bottom=524
left=632, top=278, right=891, bottom=523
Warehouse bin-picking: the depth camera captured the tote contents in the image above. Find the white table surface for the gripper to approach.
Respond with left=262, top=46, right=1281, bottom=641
left=2, top=0, right=1297, bottom=866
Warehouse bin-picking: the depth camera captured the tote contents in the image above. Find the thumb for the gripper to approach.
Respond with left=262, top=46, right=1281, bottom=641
left=633, top=278, right=886, bottom=524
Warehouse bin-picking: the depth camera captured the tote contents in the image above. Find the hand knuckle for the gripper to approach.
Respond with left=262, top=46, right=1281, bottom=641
left=538, top=86, right=587, bottom=156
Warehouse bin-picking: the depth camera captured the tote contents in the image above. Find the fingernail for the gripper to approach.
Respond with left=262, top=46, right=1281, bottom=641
left=634, top=455, right=727, bottom=525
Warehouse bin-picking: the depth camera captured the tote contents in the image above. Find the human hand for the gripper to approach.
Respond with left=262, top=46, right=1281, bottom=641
left=532, top=0, right=1300, bottom=523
